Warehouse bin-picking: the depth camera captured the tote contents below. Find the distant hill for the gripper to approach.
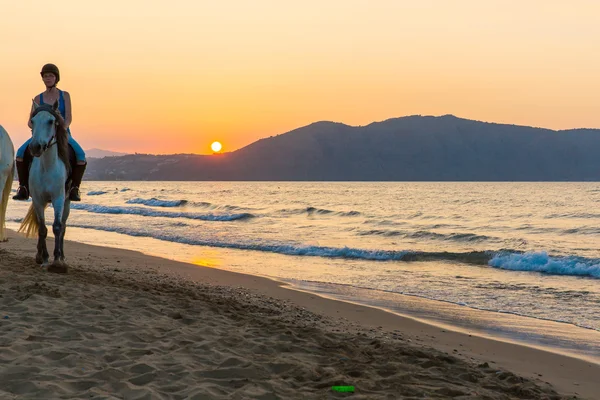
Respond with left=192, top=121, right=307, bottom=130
left=86, top=115, right=600, bottom=181
left=86, top=148, right=129, bottom=158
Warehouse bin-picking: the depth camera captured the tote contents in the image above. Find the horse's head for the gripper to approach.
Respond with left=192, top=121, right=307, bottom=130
left=29, top=100, right=60, bottom=157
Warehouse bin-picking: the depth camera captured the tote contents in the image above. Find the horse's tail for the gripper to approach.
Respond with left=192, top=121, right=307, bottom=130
left=18, top=202, right=46, bottom=238
left=0, top=162, right=13, bottom=241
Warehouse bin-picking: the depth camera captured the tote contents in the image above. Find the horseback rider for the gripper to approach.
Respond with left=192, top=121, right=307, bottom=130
left=13, top=63, right=86, bottom=202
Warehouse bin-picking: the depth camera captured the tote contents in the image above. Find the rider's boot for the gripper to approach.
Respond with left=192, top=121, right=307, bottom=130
left=68, top=163, right=86, bottom=202
left=12, top=159, right=30, bottom=201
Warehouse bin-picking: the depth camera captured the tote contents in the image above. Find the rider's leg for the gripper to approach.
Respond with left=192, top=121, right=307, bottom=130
left=13, top=139, right=32, bottom=201
left=68, top=136, right=86, bottom=202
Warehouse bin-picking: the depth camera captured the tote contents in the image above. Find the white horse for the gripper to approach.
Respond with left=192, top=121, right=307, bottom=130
left=19, top=101, right=71, bottom=272
left=0, top=125, right=14, bottom=242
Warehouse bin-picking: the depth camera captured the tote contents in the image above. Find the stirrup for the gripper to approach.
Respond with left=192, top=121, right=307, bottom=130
left=69, top=186, right=81, bottom=202
left=12, top=186, right=29, bottom=201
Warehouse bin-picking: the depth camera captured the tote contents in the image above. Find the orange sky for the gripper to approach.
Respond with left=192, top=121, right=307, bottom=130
left=1, top=1, right=598, bottom=154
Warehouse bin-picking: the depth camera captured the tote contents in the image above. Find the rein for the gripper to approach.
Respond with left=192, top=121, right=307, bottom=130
left=46, top=133, right=58, bottom=149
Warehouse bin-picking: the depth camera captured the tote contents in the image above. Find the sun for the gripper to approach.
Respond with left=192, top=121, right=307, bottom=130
left=211, top=141, right=222, bottom=153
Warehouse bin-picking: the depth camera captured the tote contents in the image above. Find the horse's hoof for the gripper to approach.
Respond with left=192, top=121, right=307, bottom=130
left=36, top=255, right=45, bottom=265
left=48, top=261, right=68, bottom=274
left=51, top=259, right=64, bottom=267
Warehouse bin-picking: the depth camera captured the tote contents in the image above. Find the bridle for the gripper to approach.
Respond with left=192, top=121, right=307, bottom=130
left=30, top=105, right=61, bottom=152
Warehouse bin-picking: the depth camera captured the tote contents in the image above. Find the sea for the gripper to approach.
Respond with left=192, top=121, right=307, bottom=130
left=6, top=182, right=600, bottom=363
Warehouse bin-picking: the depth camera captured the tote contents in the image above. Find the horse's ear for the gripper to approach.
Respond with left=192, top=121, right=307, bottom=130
left=32, top=99, right=39, bottom=110
left=52, top=99, right=59, bottom=111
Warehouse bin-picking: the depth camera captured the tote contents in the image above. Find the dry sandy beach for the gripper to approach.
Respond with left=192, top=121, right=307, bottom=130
left=0, top=230, right=597, bottom=399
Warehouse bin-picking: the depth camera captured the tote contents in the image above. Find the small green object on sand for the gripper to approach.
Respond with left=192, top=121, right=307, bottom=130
left=331, top=385, right=355, bottom=392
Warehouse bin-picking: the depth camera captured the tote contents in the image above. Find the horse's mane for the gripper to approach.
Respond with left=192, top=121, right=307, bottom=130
left=31, top=105, right=71, bottom=175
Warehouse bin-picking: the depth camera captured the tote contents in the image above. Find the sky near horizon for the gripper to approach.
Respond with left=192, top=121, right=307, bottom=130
left=1, top=1, right=599, bottom=155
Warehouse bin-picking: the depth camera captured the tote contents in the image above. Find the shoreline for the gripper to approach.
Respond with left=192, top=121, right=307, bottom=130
left=2, top=229, right=598, bottom=398
left=280, top=278, right=600, bottom=365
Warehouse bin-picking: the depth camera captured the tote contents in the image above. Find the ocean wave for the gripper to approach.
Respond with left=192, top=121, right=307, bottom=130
left=282, top=207, right=361, bottom=217
left=70, top=204, right=254, bottom=221
left=489, top=252, right=600, bottom=279
left=513, top=225, right=600, bottom=235
left=56, top=221, right=498, bottom=264
left=87, top=191, right=108, bottom=196
left=126, top=197, right=188, bottom=207
left=409, top=231, right=493, bottom=242
left=66, top=224, right=414, bottom=260
left=363, top=219, right=408, bottom=227
left=358, top=229, right=495, bottom=243
left=403, top=212, right=456, bottom=220
left=475, top=282, right=593, bottom=298
left=358, top=229, right=406, bottom=237
left=187, top=201, right=247, bottom=211
left=545, top=212, right=600, bottom=219
left=216, top=204, right=246, bottom=211
left=561, top=227, right=600, bottom=235
left=421, top=223, right=462, bottom=229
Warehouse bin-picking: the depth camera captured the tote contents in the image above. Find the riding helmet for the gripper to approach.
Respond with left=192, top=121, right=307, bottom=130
left=40, top=63, right=60, bottom=84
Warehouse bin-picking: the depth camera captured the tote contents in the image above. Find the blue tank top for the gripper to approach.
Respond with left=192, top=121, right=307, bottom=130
left=40, top=90, right=71, bottom=134
left=39, top=90, right=66, bottom=119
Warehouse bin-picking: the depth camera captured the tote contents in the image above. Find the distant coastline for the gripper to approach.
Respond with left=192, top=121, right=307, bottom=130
left=86, top=115, right=600, bottom=181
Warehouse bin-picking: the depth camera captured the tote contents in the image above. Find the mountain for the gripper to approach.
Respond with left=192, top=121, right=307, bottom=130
left=85, top=115, right=600, bottom=181
left=86, top=148, right=129, bottom=158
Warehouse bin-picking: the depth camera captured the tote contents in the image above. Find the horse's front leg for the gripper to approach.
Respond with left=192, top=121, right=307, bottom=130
left=48, top=195, right=68, bottom=273
left=34, top=204, right=49, bottom=266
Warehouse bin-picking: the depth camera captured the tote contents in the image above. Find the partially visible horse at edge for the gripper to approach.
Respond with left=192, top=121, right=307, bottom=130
left=0, top=125, right=14, bottom=242
left=19, top=100, right=71, bottom=272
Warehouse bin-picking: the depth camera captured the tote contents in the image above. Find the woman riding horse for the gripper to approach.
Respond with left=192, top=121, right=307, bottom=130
left=13, top=63, right=86, bottom=202
left=19, top=100, right=73, bottom=271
